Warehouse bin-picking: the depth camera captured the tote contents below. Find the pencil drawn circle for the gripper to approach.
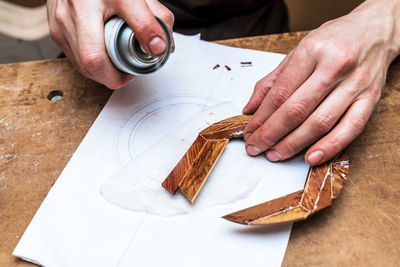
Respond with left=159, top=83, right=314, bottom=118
left=113, top=94, right=221, bottom=167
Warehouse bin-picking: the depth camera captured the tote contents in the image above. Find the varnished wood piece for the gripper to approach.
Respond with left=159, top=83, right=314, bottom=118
left=223, top=153, right=349, bottom=225
left=162, top=135, right=207, bottom=194
left=179, top=139, right=228, bottom=202
left=162, top=115, right=251, bottom=202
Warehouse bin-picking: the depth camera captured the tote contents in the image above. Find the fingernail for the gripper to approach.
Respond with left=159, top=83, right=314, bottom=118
left=242, top=105, right=249, bottom=114
left=266, top=149, right=282, bottom=162
left=247, top=145, right=261, bottom=156
left=149, top=37, right=166, bottom=56
left=307, top=150, right=324, bottom=165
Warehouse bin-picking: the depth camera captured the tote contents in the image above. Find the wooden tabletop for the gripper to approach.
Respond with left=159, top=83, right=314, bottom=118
left=1, top=32, right=399, bottom=266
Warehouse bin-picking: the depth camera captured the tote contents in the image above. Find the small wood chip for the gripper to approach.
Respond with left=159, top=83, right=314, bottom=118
left=225, top=65, right=231, bottom=71
left=240, top=61, right=253, bottom=67
left=212, top=64, right=220, bottom=70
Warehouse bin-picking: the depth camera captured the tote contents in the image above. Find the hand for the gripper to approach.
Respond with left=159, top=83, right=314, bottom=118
left=47, top=0, right=174, bottom=89
left=243, top=0, right=400, bottom=166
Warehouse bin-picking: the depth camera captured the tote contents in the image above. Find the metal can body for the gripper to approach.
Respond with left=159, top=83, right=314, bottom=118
left=104, top=17, right=172, bottom=75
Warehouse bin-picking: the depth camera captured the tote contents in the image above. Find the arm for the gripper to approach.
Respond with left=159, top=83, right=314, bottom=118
left=243, top=0, right=400, bottom=165
left=47, top=0, right=174, bottom=89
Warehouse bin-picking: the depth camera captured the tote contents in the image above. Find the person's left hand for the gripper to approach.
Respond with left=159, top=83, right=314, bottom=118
left=242, top=0, right=400, bottom=166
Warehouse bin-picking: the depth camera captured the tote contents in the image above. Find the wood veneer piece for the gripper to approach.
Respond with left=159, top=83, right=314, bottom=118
left=179, top=139, right=228, bottom=203
left=162, top=135, right=207, bottom=194
left=162, top=115, right=251, bottom=202
left=223, top=153, right=349, bottom=225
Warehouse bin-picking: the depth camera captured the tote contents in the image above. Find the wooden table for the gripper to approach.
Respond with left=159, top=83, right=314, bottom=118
left=1, top=32, right=399, bottom=266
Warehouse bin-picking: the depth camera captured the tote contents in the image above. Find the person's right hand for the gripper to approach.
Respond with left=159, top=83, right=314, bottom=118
left=47, top=0, right=175, bottom=89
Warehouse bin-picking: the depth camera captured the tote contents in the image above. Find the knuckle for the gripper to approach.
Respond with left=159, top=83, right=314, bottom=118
left=246, top=117, right=263, bottom=132
left=135, top=19, right=156, bottom=36
left=285, top=101, right=309, bottom=125
left=313, top=114, right=334, bottom=135
left=304, top=36, right=324, bottom=56
left=53, top=8, right=67, bottom=25
left=284, top=140, right=299, bottom=155
left=80, top=50, right=104, bottom=75
left=253, top=80, right=270, bottom=98
left=325, top=49, right=357, bottom=80
left=159, top=9, right=175, bottom=25
left=335, top=49, right=357, bottom=70
left=255, top=79, right=273, bottom=92
left=258, top=133, right=275, bottom=148
left=254, top=80, right=264, bottom=91
left=315, top=78, right=330, bottom=92
left=347, top=117, right=366, bottom=137
left=326, top=136, right=341, bottom=152
left=350, top=69, right=369, bottom=89
left=268, top=87, right=289, bottom=109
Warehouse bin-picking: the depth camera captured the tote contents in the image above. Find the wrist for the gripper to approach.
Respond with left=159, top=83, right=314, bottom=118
left=351, top=0, right=400, bottom=61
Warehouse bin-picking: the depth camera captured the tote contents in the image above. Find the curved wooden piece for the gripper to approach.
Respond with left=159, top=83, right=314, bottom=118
left=162, top=115, right=251, bottom=202
left=223, top=153, right=349, bottom=225
left=162, top=114, right=349, bottom=224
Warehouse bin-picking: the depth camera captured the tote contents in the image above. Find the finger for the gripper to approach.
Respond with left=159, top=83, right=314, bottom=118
left=116, top=0, right=169, bottom=57
left=244, top=47, right=316, bottom=139
left=146, top=0, right=175, bottom=52
left=245, top=64, right=339, bottom=156
left=146, top=0, right=174, bottom=31
left=305, top=98, right=376, bottom=166
left=75, top=8, right=133, bottom=89
left=265, top=82, right=358, bottom=161
left=243, top=51, right=293, bottom=115
left=47, top=5, right=83, bottom=74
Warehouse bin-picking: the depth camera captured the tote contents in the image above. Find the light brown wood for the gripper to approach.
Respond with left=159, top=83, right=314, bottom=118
left=1, top=31, right=399, bottom=266
left=223, top=153, right=349, bottom=225
left=164, top=113, right=349, bottom=223
left=162, top=115, right=251, bottom=202
left=179, top=139, right=228, bottom=202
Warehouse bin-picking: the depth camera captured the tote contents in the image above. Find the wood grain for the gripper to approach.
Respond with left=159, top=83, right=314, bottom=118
left=179, top=139, right=228, bottom=203
left=162, top=135, right=207, bottom=194
left=162, top=115, right=251, bottom=202
left=223, top=153, right=349, bottom=225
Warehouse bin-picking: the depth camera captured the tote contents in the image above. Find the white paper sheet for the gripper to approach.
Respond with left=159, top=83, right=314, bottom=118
left=100, top=103, right=264, bottom=216
left=13, top=33, right=309, bottom=267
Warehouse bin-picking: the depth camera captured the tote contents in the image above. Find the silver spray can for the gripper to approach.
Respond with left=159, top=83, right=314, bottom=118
left=104, top=16, right=172, bottom=75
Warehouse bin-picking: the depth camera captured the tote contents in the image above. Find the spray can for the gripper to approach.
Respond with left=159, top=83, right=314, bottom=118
left=104, top=16, right=172, bottom=75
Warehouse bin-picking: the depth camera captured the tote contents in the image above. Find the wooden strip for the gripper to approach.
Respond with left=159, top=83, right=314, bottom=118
left=223, top=153, right=349, bottom=225
left=312, top=170, right=332, bottom=212
left=162, top=135, right=207, bottom=193
left=300, top=163, right=330, bottom=211
left=201, top=125, right=247, bottom=140
left=179, top=139, right=228, bottom=203
left=223, top=190, right=305, bottom=225
left=331, top=154, right=350, bottom=199
left=250, top=206, right=309, bottom=225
